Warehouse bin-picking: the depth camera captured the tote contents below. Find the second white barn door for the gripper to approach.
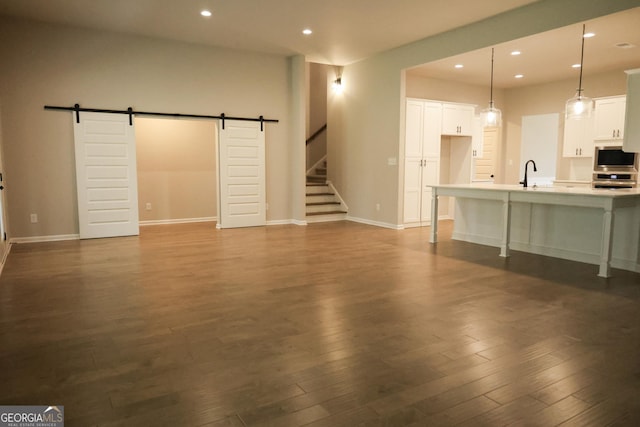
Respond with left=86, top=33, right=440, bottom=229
left=73, top=112, right=140, bottom=239
left=218, top=120, right=266, bottom=228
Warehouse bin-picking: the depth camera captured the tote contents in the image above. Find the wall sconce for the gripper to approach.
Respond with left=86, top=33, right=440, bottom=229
left=332, top=66, right=344, bottom=92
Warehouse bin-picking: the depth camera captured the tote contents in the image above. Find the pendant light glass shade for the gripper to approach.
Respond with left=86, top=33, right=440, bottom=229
left=481, top=101, right=502, bottom=128
left=565, top=91, right=593, bottom=120
left=565, top=24, right=593, bottom=120
left=481, top=48, right=501, bottom=128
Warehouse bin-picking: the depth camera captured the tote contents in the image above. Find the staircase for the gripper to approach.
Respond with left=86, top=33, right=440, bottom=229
left=306, top=161, right=347, bottom=222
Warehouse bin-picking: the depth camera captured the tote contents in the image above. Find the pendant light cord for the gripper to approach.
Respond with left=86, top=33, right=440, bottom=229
left=490, top=48, right=495, bottom=107
left=578, top=24, right=586, bottom=96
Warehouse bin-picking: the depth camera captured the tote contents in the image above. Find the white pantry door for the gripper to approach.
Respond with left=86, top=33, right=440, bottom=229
left=218, top=120, right=266, bottom=228
left=73, top=112, right=140, bottom=239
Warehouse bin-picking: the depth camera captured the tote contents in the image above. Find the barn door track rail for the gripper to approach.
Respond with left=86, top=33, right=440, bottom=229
left=44, top=104, right=278, bottom=131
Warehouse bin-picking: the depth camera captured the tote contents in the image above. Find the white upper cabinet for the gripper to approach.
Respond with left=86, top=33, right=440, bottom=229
left=441, top=103, right=474, bottom=136
left=562, top=116, right=593, bottom=157
left=593, top=96, right=626, bottom=141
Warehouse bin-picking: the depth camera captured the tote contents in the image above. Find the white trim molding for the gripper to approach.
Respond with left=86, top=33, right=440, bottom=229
left=0, top=242, right=13, bottom=276
left=10, top=234, right=80, bottom=244
left=347, top=216, right=404, bottom=230
left=140, top=216, right=217, bottom=226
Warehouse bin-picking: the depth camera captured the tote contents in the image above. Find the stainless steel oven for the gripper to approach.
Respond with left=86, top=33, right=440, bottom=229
left=592, top=146, right=638, bottom=188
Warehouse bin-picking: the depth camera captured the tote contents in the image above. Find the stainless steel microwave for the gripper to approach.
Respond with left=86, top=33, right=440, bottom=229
left=594, top=146, right=639, bottom=173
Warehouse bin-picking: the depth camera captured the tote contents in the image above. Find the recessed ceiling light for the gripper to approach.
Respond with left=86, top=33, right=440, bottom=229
left=200, top=10, right=212, bottom=17
left=583, top=32, right=595, bottom=38
left=302, top=28, right=313, bottom=35
left=454, top=64, right=464, bottom=69
left=572, top=63, right=581, bottom=68
left=515, top=74, right=524, bottom=79
left=511, top=50, right=521, bottom=56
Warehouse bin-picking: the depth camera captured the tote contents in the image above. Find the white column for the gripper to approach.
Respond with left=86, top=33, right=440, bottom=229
left=599, top=198, right=615, bottom=278
left=499, top=192, right=511, bottom=257
left=429, top=188, right=439, bottom=243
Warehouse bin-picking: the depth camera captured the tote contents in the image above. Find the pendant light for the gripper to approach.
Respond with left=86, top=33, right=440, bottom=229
left=480, top=48, right=502, bottom=128
left=565, top=24, right=593, bottom=120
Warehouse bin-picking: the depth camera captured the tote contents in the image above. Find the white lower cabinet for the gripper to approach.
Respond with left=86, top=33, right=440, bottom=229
left=404, top=157, right=439, bottom=224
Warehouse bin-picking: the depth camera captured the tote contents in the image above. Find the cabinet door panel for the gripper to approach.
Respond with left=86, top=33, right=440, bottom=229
left=563, top=118, right=592, bottom=158
left=594, top=97, right=625, bottom=141
left=442, top=104, right=474, bottom=136
left=403, top=158, right=422, bottom=223
left=405, top=101, right=424, bottom=158
left=421, top=158, right=439, bottom=223
left=423, top=102, right=442, bottom=157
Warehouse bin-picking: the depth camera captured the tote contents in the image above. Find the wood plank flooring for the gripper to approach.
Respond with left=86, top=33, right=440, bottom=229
left=1, top=220, right=640, bottom=426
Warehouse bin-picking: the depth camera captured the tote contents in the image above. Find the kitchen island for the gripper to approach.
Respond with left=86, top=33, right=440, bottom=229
left=429, top=183, right=640, bottom=277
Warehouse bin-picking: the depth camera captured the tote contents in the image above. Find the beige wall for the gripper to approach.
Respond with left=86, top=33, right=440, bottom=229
left=406, top=74, right=505, bottom=109
left=135, top=118, right=216, bottom=223
left=0, top=17, right=295, bottom=238
left=331, top=0, right=640, bottom=227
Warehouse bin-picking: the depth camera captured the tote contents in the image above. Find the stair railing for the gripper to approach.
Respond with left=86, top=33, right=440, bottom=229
left=306, top=123, right=327, bottom=145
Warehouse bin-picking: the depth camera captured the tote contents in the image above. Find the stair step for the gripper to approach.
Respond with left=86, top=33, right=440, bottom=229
left=306, top=210, right=347, bottom=216
left=306, top=201, right=340, bottom=206
left=306, top=194, right=337, bottom=204
left=306, top=185, right=331, bottom=194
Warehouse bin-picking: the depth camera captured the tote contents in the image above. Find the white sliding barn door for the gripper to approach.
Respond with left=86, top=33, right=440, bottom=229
left=217, top=120, right=266, bottom=228
left=73, top=112, right=139, bottom=239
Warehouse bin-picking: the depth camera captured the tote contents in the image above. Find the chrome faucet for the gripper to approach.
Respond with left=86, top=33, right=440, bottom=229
left=520, top=160, right=537, bottom=188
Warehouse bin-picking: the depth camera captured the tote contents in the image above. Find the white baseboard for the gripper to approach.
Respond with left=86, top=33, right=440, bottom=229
left=509, top=241, right=601, bottom=266
left=451, top=231, right=501, bottom=248
left=0, top=242, right=13, bottom=276
left=140, top=217, right=216, bottom=226
left=610, top=258, right=640, bottom=273
left=452, top=231, right=608, bottom=267
left=266, top=219, right=307, bottom=226
left=347, top=216, right=403, bottom=230
left=10, top=234, right=80, bottom=244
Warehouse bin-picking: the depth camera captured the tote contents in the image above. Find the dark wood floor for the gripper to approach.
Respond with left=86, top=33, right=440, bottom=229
left=1, top=220, right=640, bottom=426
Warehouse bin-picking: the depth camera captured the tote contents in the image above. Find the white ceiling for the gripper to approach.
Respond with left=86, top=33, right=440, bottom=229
left=0, top=1, right=638, bottom=89
left=0, top=0, right=540, bottom=65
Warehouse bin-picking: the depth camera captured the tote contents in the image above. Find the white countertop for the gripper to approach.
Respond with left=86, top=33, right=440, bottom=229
left=431, top=182, right=640, bottom=198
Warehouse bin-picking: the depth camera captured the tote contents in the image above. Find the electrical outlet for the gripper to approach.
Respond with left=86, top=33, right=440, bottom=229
left=30, top=213, right=38, bottom=223
left=375, top=203, right=380, bottom=211
left=145, top=203, right=152, bottom=211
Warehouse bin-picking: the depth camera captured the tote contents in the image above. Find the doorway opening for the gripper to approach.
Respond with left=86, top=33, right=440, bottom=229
left=135, top=117, right=217, bottom=226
